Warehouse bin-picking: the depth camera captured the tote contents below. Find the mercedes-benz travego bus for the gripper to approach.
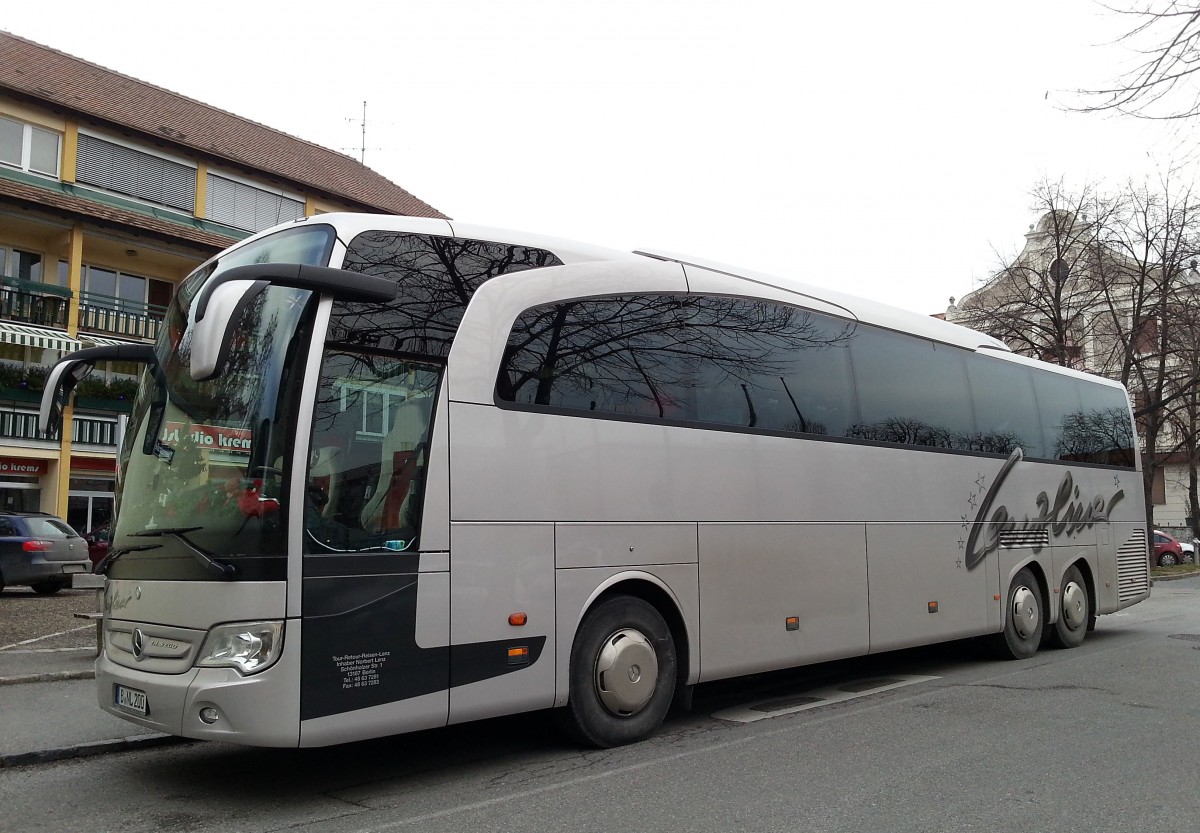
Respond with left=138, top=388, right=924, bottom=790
left=40, top=213, right=1150, bottom=749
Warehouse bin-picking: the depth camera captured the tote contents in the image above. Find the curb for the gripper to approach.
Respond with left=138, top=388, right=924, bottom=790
left=1151, top=570, right=1200, bottom=583
left=0, top=733, right=186, bottom=768
left=0, top=669, right=96, bottom=687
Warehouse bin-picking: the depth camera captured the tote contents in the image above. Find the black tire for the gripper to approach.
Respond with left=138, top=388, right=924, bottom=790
left=30, top=580, right=65, bottom=596
left=1048, top=565, right=1089, bottom=649
left=1159, top=551, right=1178, bottom=567
left=991, top=567, right=1043, bottom=660
left=558, top=596, right=677, bottom=748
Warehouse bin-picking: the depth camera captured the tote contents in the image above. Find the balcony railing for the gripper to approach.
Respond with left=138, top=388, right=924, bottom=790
left=79, top=291, right=167, bottom=341
left=0, top=409, right=117, bottom=446
left=0, top=277, right=72, bottom=328
left=73, top=417, right=118, bottom=446
left=0, top=280, right=167, bottom=342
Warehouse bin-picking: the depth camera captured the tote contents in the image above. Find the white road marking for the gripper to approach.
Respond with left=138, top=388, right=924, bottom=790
left=712, top=674, right=942, bottom=723
left=0, top=624, right=94, bottom=652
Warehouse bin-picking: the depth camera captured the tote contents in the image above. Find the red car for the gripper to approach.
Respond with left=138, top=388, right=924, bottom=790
left=83, top=523, right=111, bottom=568
left=1153, top=530, right=1185, bottom=567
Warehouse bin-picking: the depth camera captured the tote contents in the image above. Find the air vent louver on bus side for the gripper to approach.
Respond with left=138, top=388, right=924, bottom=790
left=1117, top=528, right=1150, bottom=606
left=999, top=528, right=1050, bottom=549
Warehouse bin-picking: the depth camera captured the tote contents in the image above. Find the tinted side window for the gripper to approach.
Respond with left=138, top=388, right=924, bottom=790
left=967, top=355, right=1044, bottom=457
left=336, top=233, right=563, bottom=357
left=498, top=294, right=1134, bottom=466
left=499, top=295, right=857, bottom=435
left=848, top=328, right=975, bottom=449
left=1032, top=371, right=1082, bottom=463
left=0, top=518, right=17, bottom=536
left=1055, top=378, right=1135, bottom=466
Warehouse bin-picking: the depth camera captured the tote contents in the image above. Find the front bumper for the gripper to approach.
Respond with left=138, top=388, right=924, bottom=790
left=96, top=635, right=301, bottom=747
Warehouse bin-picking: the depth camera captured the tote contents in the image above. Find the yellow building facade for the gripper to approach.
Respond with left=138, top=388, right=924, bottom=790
left=0, top=32, right=444, bottom=532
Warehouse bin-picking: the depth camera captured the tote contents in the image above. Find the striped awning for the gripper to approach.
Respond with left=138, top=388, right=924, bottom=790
left=0, top=322, right=81, bottom=353
left=77, top=333, right=141, bottom=348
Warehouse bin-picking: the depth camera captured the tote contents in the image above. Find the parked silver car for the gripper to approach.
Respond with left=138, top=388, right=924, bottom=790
left=0, top=512, right=90, bottom=595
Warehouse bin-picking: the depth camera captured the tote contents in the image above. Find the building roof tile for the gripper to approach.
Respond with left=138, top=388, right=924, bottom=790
left=0, top=30, right=448, bottom=220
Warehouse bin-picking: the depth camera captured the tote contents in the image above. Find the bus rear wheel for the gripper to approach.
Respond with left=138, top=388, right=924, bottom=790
left=991, top=567, right=1043, bottom=660
left=1048, top=565, right=1089, bottom=649
left=560, top=596, right=676, bottom=748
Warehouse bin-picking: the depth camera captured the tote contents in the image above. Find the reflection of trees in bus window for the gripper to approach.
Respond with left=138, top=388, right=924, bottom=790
left=336, top=232, right=563, bottom=358
left=499, top=294, right=857, bottom=435
left=500, top=294, right=1136, bottom=467
left=848, top=328, right=975, bottom=449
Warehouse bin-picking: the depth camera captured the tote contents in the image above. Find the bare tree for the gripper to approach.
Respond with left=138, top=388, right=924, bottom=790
left=953, top=175, right=1200, bottom=532
left=1161, top=287, right=1200, bottom=540
left=1089, top=177, right=1200, bottom=530
left=1076, top=2, right=1200, bottom=120
left=952, top=178, right=1117, bottom=367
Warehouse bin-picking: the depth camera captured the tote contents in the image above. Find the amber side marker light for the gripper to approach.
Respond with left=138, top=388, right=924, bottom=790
left=508, top=612, right=527, bottom=626
left=507, top=646, right=530, bottom=666
left=785, top=616, right=800, bottom=631
left=928, top=601, right=939, bottom=614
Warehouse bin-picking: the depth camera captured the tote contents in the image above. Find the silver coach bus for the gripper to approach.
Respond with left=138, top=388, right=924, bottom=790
left=40, top=213, right=1150, bottom=748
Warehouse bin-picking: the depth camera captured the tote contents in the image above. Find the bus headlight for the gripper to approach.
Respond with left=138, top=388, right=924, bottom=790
left=197, top=621, right=284, bottom=675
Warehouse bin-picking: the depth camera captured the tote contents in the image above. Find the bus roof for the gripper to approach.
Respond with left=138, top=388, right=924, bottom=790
left=636, top=249, right=1012, bottom=354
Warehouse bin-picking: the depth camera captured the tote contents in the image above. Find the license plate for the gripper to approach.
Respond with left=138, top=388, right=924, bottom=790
left=115, top=684, right=148, bottom=716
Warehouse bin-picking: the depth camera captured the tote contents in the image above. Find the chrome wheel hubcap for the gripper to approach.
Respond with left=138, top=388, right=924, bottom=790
left=1061, top=580, right=1086, bottom=630
left=1012, top=585, right=1040, bottom=639
left=594, top=628, right=658, bottom=716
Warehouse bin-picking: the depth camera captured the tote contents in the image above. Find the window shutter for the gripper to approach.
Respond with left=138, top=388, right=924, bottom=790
left=206, top=173, right=305, bottom=232
left=76, top=134, right=196, bottom=212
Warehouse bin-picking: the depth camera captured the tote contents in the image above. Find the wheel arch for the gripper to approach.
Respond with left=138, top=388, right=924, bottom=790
left=564, top=572, right=693, bottom=706
left=1067, top=556, right=1097, bottom=615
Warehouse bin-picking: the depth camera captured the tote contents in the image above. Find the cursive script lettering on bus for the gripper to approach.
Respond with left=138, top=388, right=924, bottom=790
left=105, top=586, right=135, bottom=615
left=963, top=448, right=1124, bottom=570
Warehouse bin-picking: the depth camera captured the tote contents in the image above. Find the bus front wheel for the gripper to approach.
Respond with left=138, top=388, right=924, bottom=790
left=992, top=567, right=1043, bottom=660
left=560, top=596, right=677, bottom=748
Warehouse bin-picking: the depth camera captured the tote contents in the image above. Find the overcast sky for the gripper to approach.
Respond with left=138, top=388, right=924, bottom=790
left=4, top=1, right=1190, bottom=314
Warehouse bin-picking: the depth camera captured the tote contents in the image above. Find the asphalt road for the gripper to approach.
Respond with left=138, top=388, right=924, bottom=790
left=2, top=576, right=1199, bottom=833
left=0, top=586, right=97, bottom=652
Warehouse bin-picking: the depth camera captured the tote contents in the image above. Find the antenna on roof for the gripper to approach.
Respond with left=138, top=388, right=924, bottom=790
left=342, top=101, right=381, bottom=165
left=359, top=100, right=366, bottom=164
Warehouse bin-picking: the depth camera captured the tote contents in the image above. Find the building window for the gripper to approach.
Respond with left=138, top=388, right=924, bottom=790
left=82, top=265, right=146, bottom=309
left=0, top=116, right=60, bottom=177
left=1133, top=315, right=1160, bottom=355
left=75, top=133, right=196, bottom=213
left=0, top=247, right=44, bottom=282
left=1049, top=258, right=1070, bottom=283
left=205, top=172, right=305, bottom=232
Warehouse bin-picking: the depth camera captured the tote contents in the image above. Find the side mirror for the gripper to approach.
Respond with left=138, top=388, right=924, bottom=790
left=189, top=279, right=264, bottom=382
left=188, top=263, right=398, bottom=382
left=39, top=344, right=159, bottom=435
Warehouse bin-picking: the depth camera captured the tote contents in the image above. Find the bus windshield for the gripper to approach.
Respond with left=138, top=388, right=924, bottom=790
left=105, top=224, right=334, bottom=581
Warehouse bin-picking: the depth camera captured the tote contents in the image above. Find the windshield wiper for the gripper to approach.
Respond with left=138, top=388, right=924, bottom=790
left=130, top=526, right=204, bottom=538
left=96, top=544, right=162, bottom=575
left=131, top=527, right=237, bottom=580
